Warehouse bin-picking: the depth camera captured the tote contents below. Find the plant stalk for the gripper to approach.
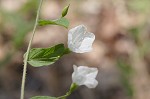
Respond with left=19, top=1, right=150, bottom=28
left=20, top=0, right=43, bottom=99
left=57, top=83, right=78, bottom=99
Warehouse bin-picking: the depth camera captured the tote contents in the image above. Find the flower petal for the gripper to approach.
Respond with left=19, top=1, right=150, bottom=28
left=73, top=65, right=78, bottom=72
left=72, top=65, right=86, bottom=85
left=86, top=68, right=98, bottom=79
left=68, top=25, right=86, bottom=52
left=72, top=65, right=98, bottom=88
left=84, top=78, right=98, bottom=88
left=76, top=66, right=91, bottom=75
left=68, top=25, right=86, bottom=43
left=68, top=25, right=95, bottom=53
left=77, top=32, right=95, bottom=53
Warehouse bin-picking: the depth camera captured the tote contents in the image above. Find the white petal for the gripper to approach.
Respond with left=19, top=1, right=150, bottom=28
left=76, top=66, right=91, bottom=75
left=68, top=25, right=95, bottom=53
left=72, top=74, right=86, bottom=85
left=68, top=25, right=86, bottom=52
left=86, top=68, right=98, bottom=79
left=72, top=65, right=86, bottom=85
left=72, top=65, right=98, bottom=88
left=73, top=65, right=78, bottom=72
left=77, top=32, right=95, bottom=53
left=68, top=25, right=86, bottom=40
left=84, top=78, right=98, bottom=88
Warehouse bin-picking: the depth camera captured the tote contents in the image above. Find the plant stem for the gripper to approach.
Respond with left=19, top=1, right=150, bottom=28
left=20, top=0, right=43, bottom=99
left=57, top=92, right=71, bottom=99
left=57, top=83, right=78, bottom=99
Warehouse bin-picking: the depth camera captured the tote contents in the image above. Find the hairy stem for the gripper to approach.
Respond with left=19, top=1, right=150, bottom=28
left=20, top=0, right=43, bottom=99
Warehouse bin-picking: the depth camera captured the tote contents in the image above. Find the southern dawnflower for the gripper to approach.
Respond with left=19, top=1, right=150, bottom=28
left=72, top=65, right=98, bottom=88
left=68, top=25, right=95, bottom=53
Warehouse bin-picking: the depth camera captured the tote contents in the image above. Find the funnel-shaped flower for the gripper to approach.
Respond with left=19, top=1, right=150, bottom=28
left=68, top=25, right=95, bottom=53
left=72, top=65, right=98, bottom=88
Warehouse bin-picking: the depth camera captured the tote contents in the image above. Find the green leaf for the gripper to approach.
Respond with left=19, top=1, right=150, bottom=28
left=38, top=18, right=69, bottom=28
left=61, top=4, right=70, bottom=17
left=30, top=96, right=57, bottom=99
left=27, top=44, right=70, bottom=67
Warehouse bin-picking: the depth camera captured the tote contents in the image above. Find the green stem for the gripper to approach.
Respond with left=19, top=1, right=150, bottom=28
left=20, top=0, right=43, bottom=99
left=57, top=83, right=78, bottom=99
left=57, top=92, right=71, bottom=99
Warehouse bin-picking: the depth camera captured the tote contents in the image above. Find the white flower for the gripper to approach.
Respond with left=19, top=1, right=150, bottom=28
left=72, top=65, right=98, bottom=88
left=68, top=25, right=95, bottom=53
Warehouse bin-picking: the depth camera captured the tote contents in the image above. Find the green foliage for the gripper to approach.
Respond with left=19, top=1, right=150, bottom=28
left=117, top=59, right=133, bottom=76
left=0, top=11, right=34, bottom=48
left=121, top=77, right=134, bottom=98
left=128, top=0, right=150, bottom=13
left=117, top=59, right=134, bottom=98
left=26, top=44, right=70, bottom=67
left=38, top=4, right=70, bottom=28
left=19, top=0, right=39, bottom=17
left=61, top=4, right=70, bottom=17
left=128, top=27, right=140, bottom=44
left=13, top=18, right=34, bottom=48
left=128, top=26, right=150, bottom=57
left=30, top=96, right=57, bottom=99
left=139, top=41, right=150, bottom=57
left=0, top=0, right=36, bottom=66
left=38, top=18, right=69, bottom=28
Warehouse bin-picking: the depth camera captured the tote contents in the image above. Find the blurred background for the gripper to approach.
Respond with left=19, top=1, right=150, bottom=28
left=0, top=0, right=150, bottom=99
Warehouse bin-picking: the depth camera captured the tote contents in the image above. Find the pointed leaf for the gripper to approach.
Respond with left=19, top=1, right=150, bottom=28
left=30, top=96, right=57, bottom=99
left=61, top=4, right=70, bottom=17
left=27, top=44, right=70, bottom=67
left=38, top=18, right=69, bottom=28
